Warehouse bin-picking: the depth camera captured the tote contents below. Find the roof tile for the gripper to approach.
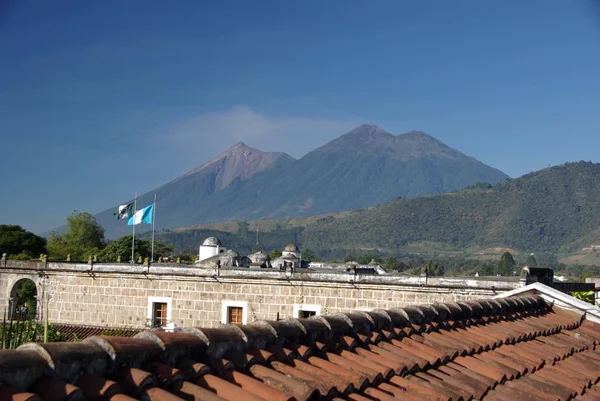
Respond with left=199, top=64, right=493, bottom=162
left=2, top=295, right=600, bottom=400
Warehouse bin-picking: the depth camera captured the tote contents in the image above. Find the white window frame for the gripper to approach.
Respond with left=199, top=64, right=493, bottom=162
left=147, top=296, right=172, bottom=327
left=293, top=303, right=321, bottom=318
left=221, top=300, right=248, bottom=324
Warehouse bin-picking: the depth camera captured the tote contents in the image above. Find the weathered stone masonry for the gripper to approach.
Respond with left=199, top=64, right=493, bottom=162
left=0, top=261, right=520, bottom=329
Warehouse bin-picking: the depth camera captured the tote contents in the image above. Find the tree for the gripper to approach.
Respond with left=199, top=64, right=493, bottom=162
left=15, top=280, right=37, bottom=318
left=302, top=248, right=315, bottom=263
left=98, top=235, right=173, bottom=262
left=497, top=251, right=517, bottom=276
left=47, top=211, right=106, bottom=261
left=237, top=221, right=250, bottom=238
left=383, top=256, right=407, bottom=272
left=425, top=260, right=445, bottom=276
left=524, top=254, right=538, bottom=267
left=0, top=225, right=47, bottom=259
left=269, top=249, right=282, bottom=260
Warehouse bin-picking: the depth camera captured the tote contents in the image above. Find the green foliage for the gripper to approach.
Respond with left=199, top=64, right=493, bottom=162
left=15, top=280, right=37, bottom=319
left=382, top=256, right=408, bottom=272
left=98, top=235, right=173, bottom=262
left=570, top=291, right=595, bottom=304
left=302, top=248, right=316, bottom=263
left=237, top=221, right=250, bottom=238
left=300, top=162, right=600, bottom=254
left=0, top=225, right=47, bottom=259
left=48, top=211, right=106, bottom=261
left=525, top=254, right=538, bottom=267
left=269, top=249, right=282, bottom=260
left=424, top=260, right=445, bottom=276
left=498, top=251, right=517, bottom=276
left=1, top=317, right=65, bottom=349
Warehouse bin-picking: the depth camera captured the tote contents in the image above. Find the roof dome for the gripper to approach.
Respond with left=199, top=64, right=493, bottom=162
left=226, top=249, right=239, bottom=257
left=284, top=243, right=300, bottom=252
left=249, top=251, right=269, bottom=263
left=202, top=237, right=222, bottom=246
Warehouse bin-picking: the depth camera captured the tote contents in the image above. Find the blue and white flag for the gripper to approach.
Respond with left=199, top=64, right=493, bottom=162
left=128, top=204, right=153, bottom=225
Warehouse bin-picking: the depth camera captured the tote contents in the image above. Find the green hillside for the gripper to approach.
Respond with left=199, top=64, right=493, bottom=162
left=159, top=162, right=600, bottom=262
left=300, top=162, right=600, bottom=254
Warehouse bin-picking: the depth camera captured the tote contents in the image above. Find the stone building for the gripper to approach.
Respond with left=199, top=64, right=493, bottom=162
left=0, top=259, right=522, bottom=330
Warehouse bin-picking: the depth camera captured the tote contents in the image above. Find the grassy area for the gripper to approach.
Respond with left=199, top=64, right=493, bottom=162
left=559, top=252, right=600, bottom=266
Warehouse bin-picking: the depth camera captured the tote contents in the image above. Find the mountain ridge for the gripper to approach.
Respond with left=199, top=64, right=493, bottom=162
left=69, top=124, right=509, bottom=239
left=156, top=162, right=600, bottom=259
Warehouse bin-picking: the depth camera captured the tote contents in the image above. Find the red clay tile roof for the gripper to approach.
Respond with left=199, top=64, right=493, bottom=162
left=0, top=295, right=599, bottom=400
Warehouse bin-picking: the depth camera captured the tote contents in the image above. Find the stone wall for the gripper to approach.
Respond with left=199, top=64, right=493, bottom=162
left=0, top=261, right=521, bottom=329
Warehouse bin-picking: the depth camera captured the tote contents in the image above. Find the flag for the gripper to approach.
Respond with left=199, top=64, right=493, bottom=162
left=128, top=204, right=153, bottom=225
left=115, top=203, right=134, bottom=220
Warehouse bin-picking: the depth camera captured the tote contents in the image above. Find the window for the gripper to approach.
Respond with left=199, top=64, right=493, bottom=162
left=147, top=296, right=172, bottom=328
left=293, top=304, right=321, bottom=318
left=221, top=300, right=248, bottom=324
left=299, top=310, right=316, bottom=318
left=153, top=302, right=168, bottom=327
left=228, top=306, right=243, bottom=324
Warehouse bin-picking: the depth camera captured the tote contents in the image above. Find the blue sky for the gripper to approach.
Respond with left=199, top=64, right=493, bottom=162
left=1, top=0, right=599, bottom=233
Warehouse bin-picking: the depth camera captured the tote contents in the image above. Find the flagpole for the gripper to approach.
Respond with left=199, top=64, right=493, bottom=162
left=131, top=193, right=137, bottom=264
left=151, top=193, right=156, bottom=263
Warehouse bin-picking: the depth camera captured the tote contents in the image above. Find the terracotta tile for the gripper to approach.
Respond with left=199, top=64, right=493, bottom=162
left=473, top=353, right=522, bottom=378
left=363, top=386, right=397, bottom=401
left=346, top=393, right=375, bottom=401
left=118, top=368, right=155, bottom=398
left=376, top=382, right=421, bottom=400
left=323, top=351, right=384, bottom=384
left=433, top=366, right=491, bottom=399
left=354, top=346, right=408, bottom=375
left=287, top=357, right=356, bottom=396
left=245, top=348, right=276, bottom=365
left=170, top=381, right=226, bottom=401
left=285, top=344, right=313, bottom=360
left=411, top=372, right=466, bottom=401
left=222, top=349, right=257, bottom=372
left=248, top=364, right=319, bottom=401
left=307, top=355, right=369, bottom=392
left=389, top=376, right=451, bottom=400
left=143, top=387, right=185, bottom=401
left=265, top=344, right=297, bottom=363
left=107, top=395, right=138, bottom=401
left=203, top=356, right=235, bottom=375
left=196, top=373, right=264, bottom=401
left=390, top=338, right=443, bottom=366
left=31, top=379, right=83, bottom=401
left=175, top=357, right=211, bottom=381
left=270, top=360, right=337, bottom=398
left=443, top=362, right=497, bottom=390
left=220, top=370, right=293, bottom=401
left=73, top=373, right=121, bottom=401
left=0, top=386, right=42, bottom=401
left=426, top=368, right=483, bottom=399
left=377, top=341, right=431, bottom=370
left=453, top=355, right=507, bottom=383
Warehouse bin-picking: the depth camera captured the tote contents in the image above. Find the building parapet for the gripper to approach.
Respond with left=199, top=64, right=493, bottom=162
left=1, top=260, right=521, bottom=290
